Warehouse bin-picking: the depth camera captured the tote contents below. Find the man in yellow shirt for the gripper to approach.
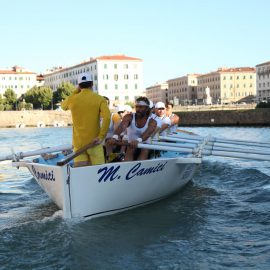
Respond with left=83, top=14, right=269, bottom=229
left=61, top=73, right=110, bottom=167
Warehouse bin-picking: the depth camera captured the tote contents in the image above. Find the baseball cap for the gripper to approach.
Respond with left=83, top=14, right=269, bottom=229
left=155, top=101, right=165, bottom=109
left=117, top=105, right=126, bottom=112
left=124, top=105, right=132, bottom=112
left=78, top=72, right=93, bottom=84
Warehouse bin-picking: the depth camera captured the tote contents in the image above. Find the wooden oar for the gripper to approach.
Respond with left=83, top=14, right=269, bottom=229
left=57, top=141, right=97, bottom=166
left=0, top=144, right=72, bottom=162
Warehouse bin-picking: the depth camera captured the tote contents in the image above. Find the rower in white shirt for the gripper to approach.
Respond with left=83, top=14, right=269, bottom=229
left=151, top=102, right=171, bottom=138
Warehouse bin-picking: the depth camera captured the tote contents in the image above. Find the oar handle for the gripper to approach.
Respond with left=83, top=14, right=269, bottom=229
left=57, top=142, right=97, bottom=166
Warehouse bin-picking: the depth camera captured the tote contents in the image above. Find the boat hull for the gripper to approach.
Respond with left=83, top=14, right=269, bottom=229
left=13, top=156, right=201, bottom=219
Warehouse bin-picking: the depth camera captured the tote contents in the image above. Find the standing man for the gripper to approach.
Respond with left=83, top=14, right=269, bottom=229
left=61, top=73, right=110, bottom=167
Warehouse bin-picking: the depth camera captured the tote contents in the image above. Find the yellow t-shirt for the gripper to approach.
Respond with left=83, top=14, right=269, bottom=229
left=61, top=88, right=110, bottom=149
left=112, top=113, right=121, bottom=128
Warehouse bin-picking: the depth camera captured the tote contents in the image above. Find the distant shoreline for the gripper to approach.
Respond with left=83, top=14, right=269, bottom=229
left=0, top=109, right=270, bottom=128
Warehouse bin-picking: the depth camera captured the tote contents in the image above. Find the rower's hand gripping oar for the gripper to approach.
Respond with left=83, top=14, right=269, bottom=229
left=57, top=141, right=97, bottom=166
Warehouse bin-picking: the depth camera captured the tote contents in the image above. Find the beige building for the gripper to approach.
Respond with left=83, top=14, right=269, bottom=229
left=256, top=61, right=270, bottom=102
left=167, top=74, right=199, bottom=105
left=43, top=55, right=144, bottom=106
left=145, top=82, right=168, bottom=104
left=0, top=66, right=37, bottom=97
left=197, top=67, right=256, bottom=104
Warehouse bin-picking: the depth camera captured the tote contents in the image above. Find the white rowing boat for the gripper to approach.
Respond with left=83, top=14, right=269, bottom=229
left=12, top=152, right=201, bottom=219
left=1, top=131, right=270, bottom=220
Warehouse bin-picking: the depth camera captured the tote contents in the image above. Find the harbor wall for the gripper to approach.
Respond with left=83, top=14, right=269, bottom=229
left=0, top=109, right=270, bottom=128
left=0, top=110, right=72, bottom=128
left=176, top=109, right=270, bottom=126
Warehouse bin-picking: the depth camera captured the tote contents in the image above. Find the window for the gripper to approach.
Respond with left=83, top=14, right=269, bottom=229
left=134, top=83, right=138, bottom=89
left=223, top=76, right=226, bottom=80
left=124, top=64, right=128, bottom=69
left=115, top=84, right=118, bottom=90
left=125, top=96, right=129, bottom=101
left=134, top=74, right=138, bottom=79
left=243, top=75, right=246, bottom=79
left=230, top=76, right=233, bottom=80
left=115, top=96, right=119, bottom=100
left=114, top=64, right=117, bottom=69
left=104, top=64, right=107, bottom=69
left=124, top=74, right=129, bottom=80
left=236, top=76, right=239, bottom=80
left=114, top=74, right=118, bottom=81
left=105, top=84, right=108, bottom=90
left=125, top=84, right=128, bottom=89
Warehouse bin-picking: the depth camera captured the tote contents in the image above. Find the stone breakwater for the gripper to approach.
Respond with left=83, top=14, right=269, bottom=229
left=176, top=109, right=270, bottom=126
left=0, top=110, right=72, bottom=128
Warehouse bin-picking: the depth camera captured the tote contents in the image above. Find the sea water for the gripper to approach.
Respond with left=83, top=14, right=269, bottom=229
left=0, top=127, right=270, bottom=270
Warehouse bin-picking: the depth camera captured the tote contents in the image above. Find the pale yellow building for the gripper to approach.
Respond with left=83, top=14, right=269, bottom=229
left=256, top=61, right=270, bottom=102
left=0, top=66, right=38, bottom=97
left=197, top=67, right=256, bottom=104
left=167, top=74, right=199, bottom=105
left=145, top=82, right=168, bottom=104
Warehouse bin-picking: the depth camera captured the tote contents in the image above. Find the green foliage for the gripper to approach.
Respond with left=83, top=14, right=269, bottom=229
left=256, top=101, right=270, bottom=109
left=4, top=88, right=17, bottom=108
left=24, top=86, right=53, bottom=110
left=53, top=82, right=76, bottom=108
left=124, top=101, right=134, bottom=108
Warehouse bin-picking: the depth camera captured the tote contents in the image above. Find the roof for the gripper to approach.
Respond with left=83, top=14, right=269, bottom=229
left=0, top=70, right=36, bottom=75
left=256, top=61, right=270, bottom=67
left=43, top=54, right=143, bottom=76
left=96, top=55, right=142, bottom=61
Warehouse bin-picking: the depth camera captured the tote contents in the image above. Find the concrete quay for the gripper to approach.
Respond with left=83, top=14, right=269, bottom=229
left=0, top=108, right=269, bottom=128
left=0, top=110, right=72, bottom=128
left=176, top=108, right=270, bottom=126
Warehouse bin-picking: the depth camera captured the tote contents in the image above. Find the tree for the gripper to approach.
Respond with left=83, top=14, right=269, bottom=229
left=0, top=94, right=4, bottom=111
left=53, top=81, right=76, bottom=108
left=24, top=86, right=53, bottom=109
left=4, top=88, right=17, bottom=109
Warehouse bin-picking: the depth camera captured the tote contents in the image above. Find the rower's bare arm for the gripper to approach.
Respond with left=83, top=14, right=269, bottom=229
left=114, top=114, right=132, bottom=136
left=141, top=119, right=157, bottom=141
left=107, top=114, right=132, bottom=145
left=160, top=123, right=170, bottom=133
left=171, top=114, right=180, bottom=125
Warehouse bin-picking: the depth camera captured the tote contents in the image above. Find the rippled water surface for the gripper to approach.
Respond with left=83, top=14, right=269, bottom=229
left=0, top=127, right=270, bottom=270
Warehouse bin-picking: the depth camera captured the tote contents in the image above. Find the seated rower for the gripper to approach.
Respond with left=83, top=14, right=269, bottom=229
left=105, top=105, right=129, bottom=162
left=152, top=102, right=171, bottom=138
left=108, top=96, right=157, bottom=161
left=165, top=101, right=180, bottom=134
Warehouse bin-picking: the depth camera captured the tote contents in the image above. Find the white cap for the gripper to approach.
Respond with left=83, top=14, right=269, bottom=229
left=155, top=101, right=165, bottom=109
left=117, top=105, right=126, bottom=112
left=124, top=105, right=132, bottom=112
left=149, top=100, right=154, bottom=109
left=78, top=72, right=93, bottom=84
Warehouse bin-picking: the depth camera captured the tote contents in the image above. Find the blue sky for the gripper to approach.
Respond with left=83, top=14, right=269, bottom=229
left=1, top=0, right=269, bottom=86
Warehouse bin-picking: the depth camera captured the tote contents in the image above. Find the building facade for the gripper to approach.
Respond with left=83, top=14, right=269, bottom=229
left=167, top=74, right=199, bottom=105
left=0, top=66, right=37, bottom=97
left=43, top=55, right=144, bottom=106
left=197, top=67, right=256, bottom=104
left=145, top=82, right=168, bottom=104
left=256, top=61, right=270, bottom=102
